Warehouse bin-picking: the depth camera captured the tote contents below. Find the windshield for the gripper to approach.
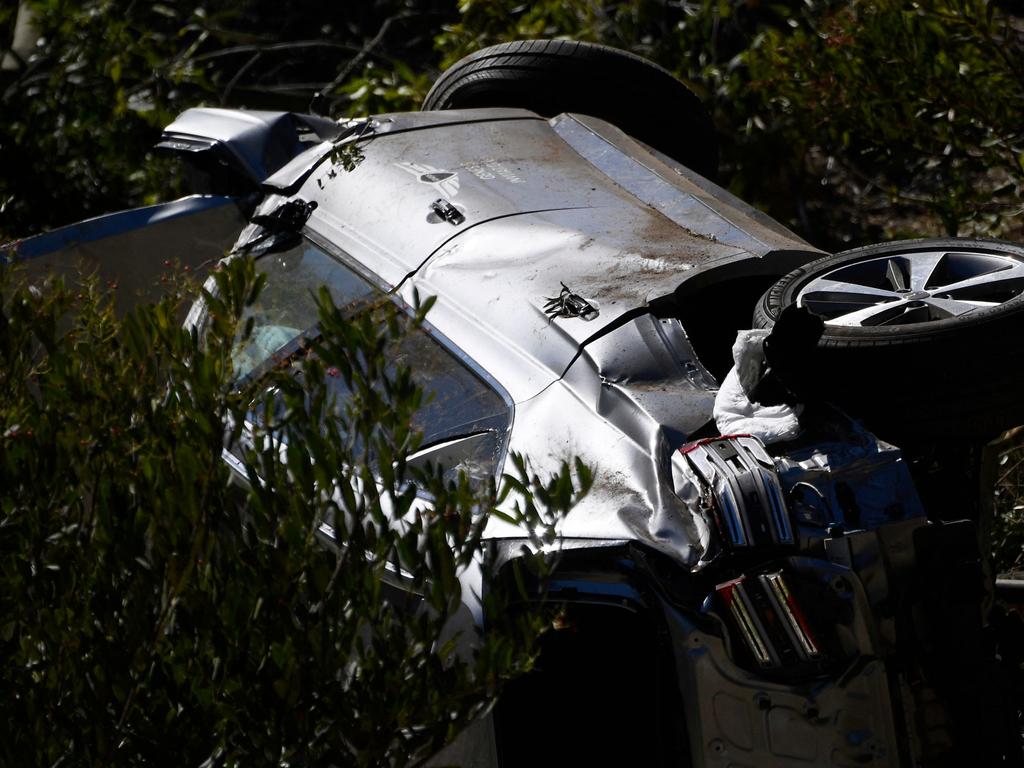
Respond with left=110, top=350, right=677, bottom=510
left=229, top=238, right=509, bottom=457
left=231, top=240, right=375, bottom=379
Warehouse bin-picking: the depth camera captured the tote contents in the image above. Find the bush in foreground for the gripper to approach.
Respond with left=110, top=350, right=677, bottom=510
left=0, top=256, right=589, bottom=766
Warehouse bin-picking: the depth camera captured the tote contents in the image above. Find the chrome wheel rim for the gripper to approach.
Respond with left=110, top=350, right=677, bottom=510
left=796, top=248, right=1024, bottom=327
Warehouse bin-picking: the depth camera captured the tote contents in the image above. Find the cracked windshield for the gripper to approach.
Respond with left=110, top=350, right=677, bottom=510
left=233, top=240, right=507, bottom=461
left=231, top=240, right=373, bottom=379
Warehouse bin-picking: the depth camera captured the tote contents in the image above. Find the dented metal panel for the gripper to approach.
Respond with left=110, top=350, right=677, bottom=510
left=300, top=116, right=641, bottom=289
left=482, top=376, right=710, bottom=566
left=397, top=206, right=741, bottom=402
left=296, top=110, right=819, bottom=295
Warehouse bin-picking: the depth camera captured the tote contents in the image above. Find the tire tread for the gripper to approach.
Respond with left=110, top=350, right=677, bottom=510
left=422, top=39, right=718, bottom=178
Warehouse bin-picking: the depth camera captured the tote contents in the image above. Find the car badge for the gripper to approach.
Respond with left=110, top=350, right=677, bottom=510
left=395, top=161, right=461, bottom=197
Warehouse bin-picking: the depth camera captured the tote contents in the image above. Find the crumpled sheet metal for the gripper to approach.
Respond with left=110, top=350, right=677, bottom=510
left=403, top=207, right=740, bottom=404
left=481, top=376, right=710, bottom=568
left=773, top=420, right=925, bottom=532
left=484, top=311, right=722, bottom=567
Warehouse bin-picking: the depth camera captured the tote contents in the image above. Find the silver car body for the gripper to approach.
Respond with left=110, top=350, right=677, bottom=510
left=13, top=106, right=964, bottom=767
left=239, top=108, right=819, bottom=559
left=247, top=108, right=904, bottom=767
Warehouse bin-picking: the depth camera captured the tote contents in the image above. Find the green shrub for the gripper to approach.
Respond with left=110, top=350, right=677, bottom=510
left=990, top=428, right=1024, bottom=575
left=0, top=0, right=446, bottom=240
left=0, top=255, right=590, bottom=766
left=739, top=0, right=1024, bottom=243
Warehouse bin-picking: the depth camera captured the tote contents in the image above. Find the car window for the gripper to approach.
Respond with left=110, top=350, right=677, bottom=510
left=306, top=325, right=509, bottom=483
left=230, top=238, right=511, bottom=481
left=391, top=326, right=508, bottom=443
left=231, top=240, right=375, bottom=379
left=391, top=326, right=509, bottom=484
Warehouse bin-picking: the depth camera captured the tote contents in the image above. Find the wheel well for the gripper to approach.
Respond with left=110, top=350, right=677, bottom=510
left=671, top=273, right=783, bottom=382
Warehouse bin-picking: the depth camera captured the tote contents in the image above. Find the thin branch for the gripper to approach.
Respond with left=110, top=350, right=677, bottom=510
left=997, top=456, right=1024, bottom=486
left=220, top=50, right=261, bottom=105
left=314, top=12, right=415, bottom=115
left=191, top=39, right=364, bottom=65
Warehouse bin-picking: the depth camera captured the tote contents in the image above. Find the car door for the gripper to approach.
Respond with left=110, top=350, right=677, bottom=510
left=6, top=195, right=245, bottom=315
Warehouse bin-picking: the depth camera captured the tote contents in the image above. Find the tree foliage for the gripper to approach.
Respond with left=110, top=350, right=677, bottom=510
left=0, top=0, right=445, bottom=239
left=0, top=255, right=590, bottom=766
left=739, top=0, right=1024, bottom=242
left=3, top=1, right=1023, bottom=246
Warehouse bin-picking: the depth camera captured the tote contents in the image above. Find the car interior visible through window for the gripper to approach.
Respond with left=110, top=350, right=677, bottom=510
left=229, top=238, right=512, bottom=484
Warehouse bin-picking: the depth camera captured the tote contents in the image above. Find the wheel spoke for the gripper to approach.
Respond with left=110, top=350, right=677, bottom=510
left=954, top=299, right=1000, bottom=308
left=905, top=251, right=947, bottom=290
left=885, top=258, right=909, bottom=291
left=922, top=296, right=987, bottom=319
left=799, top=277, right=902, bottom=321
left=929, top=262, right=1024, bottom=300
left=824, top=300, right=914, bottom=327
left=883, top=303, right=932, bottom=325
left=801, top=278, right=903, bottom=302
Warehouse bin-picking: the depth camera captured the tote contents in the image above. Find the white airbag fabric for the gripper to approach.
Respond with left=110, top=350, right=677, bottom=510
left=713, top=329, right=803, bottom=444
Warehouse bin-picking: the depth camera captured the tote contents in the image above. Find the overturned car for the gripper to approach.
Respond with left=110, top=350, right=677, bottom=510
left=14, top=40, right=1024, bottom=768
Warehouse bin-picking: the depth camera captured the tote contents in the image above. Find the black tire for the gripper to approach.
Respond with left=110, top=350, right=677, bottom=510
left=754, top=238, right=1024, bottom=444
left=422, top=39, right=718, bottom=180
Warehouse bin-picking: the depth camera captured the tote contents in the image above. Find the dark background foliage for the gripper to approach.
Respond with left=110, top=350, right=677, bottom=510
left=2, top=0, right=1023, bottom=248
